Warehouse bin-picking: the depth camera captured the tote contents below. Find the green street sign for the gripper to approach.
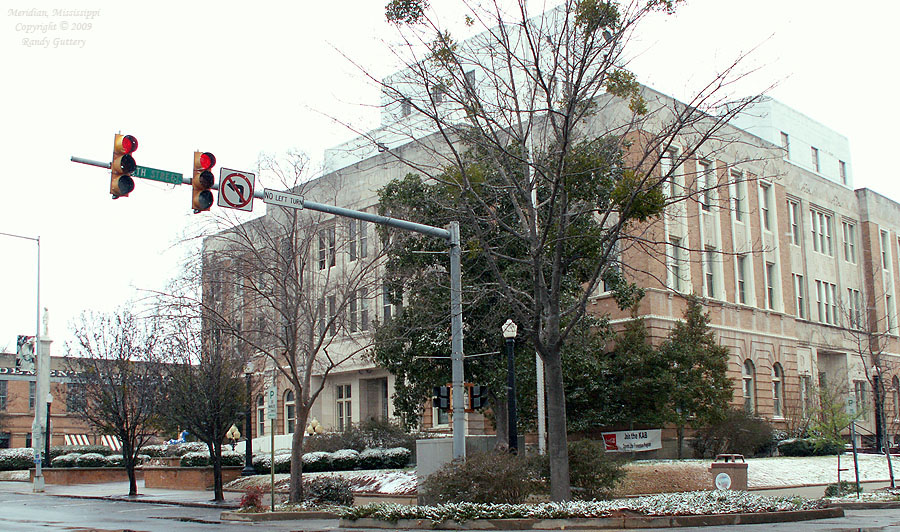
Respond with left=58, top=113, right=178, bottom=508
left=134, top=165, right=183, bottom=185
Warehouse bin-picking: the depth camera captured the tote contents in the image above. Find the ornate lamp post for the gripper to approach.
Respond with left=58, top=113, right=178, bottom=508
left=502, top=319, right=518, bottom=453
left=241, top=360, right=255, bottom=476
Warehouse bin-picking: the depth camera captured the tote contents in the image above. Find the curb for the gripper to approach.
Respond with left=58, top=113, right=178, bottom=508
left=338, top=507, right=844, bottom=529
left=43, top=492, right=240, bottom=510
left=830, top=500, right=900, bottom=510
left=221, top=510, right=338, bottom=521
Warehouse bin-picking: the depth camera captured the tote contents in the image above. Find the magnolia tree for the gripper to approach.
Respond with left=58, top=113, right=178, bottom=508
left=372, top=0, right=768, bottom=500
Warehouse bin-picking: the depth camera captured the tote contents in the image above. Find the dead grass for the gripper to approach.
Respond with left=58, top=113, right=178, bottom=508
left=614, top=462, right=709, bottom=496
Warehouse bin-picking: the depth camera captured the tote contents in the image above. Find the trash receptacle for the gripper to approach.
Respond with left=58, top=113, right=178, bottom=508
left=708, top=454, right=748, bottom=491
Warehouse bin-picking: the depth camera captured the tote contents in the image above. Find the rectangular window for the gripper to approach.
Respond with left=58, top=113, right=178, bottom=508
left=765, top=262, right=776, bottom=310
left=400, top=97, right=411, bottom=117
left=699, top=160, right=713, bottom=211
left=359, top=288, right=369, bottom=332
left=668, top=237, right=685, bottom=292
left=810, top=209, right=833, bottom=256
left=318, top=297, right=326, bottom=337
left=839, top=160, right=847, bottom=185
left=430, top=84, right=445, bottom=104
left=848, top=288, right=862, bottom=329
left=0, top=432, right=9, bottom=449
left=704, top=246, right=716, bottom=298
left=29, top=381, right=35, bottom=411
left=800, top=375, right=812, bottom=419
left=336, top=384, right=352, bottom=431
left=382, top=281, right=393, bottom=322
left=882, top=230, right=891, bottom=269
left=349, top=289, right=370, bottom=333
left=348, top=220, right=368, bottom=262
left=349, top=291, right=358, bottom=332
left=780, top=131, right=790, bottom=158
left=816, top=280, right=838, bottom=325
left=661, top=148, right=678, bottom=198
left=811, top=146, right=820, bottom=172
left=318, top=227, right=336, bottom=270
left=887, top=294, right=895, bottom=333
left=732, top=169, right=745, bottom=222
left=759, top=183, right=771, bottom=230
left=0, top=381, right=5, bottom=411
left=793, top=274, right=805, bottom=319
left=328, top=296, right=337, bottom=337
left=788, top=200, right=800, bottom=246
left=737, top=255, right=747, bottom=304
left=843, top=221, right=856, bottom=263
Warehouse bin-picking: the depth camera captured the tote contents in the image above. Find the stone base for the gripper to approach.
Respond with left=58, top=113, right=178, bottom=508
left=144, top=466, right=242, bottom=490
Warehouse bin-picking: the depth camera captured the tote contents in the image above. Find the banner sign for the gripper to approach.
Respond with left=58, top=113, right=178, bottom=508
left=601, top=429, right=662, bottom=452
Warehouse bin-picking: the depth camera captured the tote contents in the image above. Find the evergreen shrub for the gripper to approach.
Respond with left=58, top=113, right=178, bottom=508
left=304, top=475, right=354, bottom=506
left=691, top=409, right=776, bottom=458
left=420, top=451, right=544, bottom=504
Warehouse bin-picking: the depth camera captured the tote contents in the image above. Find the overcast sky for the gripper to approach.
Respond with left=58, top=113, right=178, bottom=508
left=1, top=0, right=897, bottom=354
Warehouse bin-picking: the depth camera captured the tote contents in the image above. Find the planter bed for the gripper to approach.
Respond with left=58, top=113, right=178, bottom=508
left=30, top=467, right=142, bottom=485
left=144, top=466, right=243, bottom=491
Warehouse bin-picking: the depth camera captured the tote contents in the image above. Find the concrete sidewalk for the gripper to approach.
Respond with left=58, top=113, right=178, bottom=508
left=0, top=479, right=242, bottom=509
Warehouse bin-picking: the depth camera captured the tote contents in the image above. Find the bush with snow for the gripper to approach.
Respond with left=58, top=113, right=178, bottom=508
left=253, top=452, right=291, bottom=474
left=302, top=451, right=333, bottom=472
left=180, top=451, right=210, bottom=467
left=0, top=448, right=37, bottom=471
left=50, top=453, right=81, bottom=468
left=75, top=453, right=108, bottom=468
left=339, top=491, right=828, bottom=524
left=330, top=449, right=360, bottom=471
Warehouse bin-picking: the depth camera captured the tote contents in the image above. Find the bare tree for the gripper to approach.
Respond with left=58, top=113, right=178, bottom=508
left=376, top=0, right=768, bottom=500
left=153, top=278, right=249, bottom=503
left=185, top=152, right=386, bottom=503
left=65, top=307, right=164, bottom=497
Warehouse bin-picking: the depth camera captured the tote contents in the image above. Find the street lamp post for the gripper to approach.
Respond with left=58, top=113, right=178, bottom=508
left=45, top=392, right=53, bottom=463
left=242, top=360, right=255, bottom=476
left=502, top=319, right=518, bottom=453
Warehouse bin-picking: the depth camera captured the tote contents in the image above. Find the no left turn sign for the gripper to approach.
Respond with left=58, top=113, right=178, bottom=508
left=217, top=168, right=256, bottom=212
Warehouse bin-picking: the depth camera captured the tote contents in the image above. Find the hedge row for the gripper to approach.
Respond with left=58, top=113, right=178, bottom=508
left=251, top=447, right=411, bottom=474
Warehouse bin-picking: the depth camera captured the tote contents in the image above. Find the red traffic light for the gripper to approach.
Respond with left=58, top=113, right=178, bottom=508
left=116, top=134, right=138, bottom=154
left=196, top=152, right=216, bottom=171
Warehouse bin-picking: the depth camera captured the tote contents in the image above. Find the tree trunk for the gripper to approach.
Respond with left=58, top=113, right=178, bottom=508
left=543, top=353, right=571, bottom=501
left=289, top=410, right=308, bottom=503
left=122, top=440, right=137, bottom=497
left=211, top=441, right=224, bottom=502
left=676, top=424, right=684, bottom=460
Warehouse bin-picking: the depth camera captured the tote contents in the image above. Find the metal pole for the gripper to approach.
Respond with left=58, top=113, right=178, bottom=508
left=44, top=398, right=51, bottom=463
left=506, top=336, right=518, bottom=453
left=242, top=373, right=255, bottom=476
left=850, top=421, right=861, bottom=499
left=448, top=222, right=466, bottom=459
left=536, top=354, right=546, bottom=454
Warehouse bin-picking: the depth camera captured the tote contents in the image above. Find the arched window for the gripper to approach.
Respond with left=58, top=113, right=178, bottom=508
left=893, top=376, right=900, bottom=420
left=743, top=359, right=756, bottom=415
left=256, top=395, right=266, bottom=436
left=772, top=363, right=784, bottom=417
left=284, top=391, right=296, bottom=434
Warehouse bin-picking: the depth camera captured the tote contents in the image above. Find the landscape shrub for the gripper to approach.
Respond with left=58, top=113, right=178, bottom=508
left=50, top=453, right=81, bottom=468
left=303, top=419, right=419, bottom=454
left=420, top=451, right=544, bottom=504
left=221, top=450, right=244, bottom=467
left=304, top=475, right=354, bottom=506
left=103, top=455, right=124, bottom=467
left=75, top=453, right=109, bottom=468
left=253, top=452, right=291, bottom=474
left=358, top=447, right=412, bottom=470
left=691, top=409, right=776, bottom=458
left=302, top=451, right=333, bottom=472
left=567, top=439, right=626, bottom=500
left=166, top=442, right=207, bottom=457
left=777, top=437, right=845, bottom=456
left=180, top=451, right=210, bottom=467
left=240, top=485, right=264, bottom=511
left=330, top=449, right=360, bottom=471
left=140, top=445, right=167, bottom=458
left=825, top=480, right=860, bottom=497
left=48, top=445, right=114, bottom=461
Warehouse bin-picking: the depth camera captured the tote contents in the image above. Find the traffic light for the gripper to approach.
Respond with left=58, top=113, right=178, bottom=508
left=192, top=151, right=216, bottom=212
left=432, top=385, right=450, bottom=411
left=110, top=134, right=138, bottom=198
left=470, top=385, right=488, bottom=409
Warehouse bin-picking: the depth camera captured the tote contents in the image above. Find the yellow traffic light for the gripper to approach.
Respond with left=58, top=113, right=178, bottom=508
left=110, top=134, right=137, bottom=198
left=192, top=151, right=216, bottom=212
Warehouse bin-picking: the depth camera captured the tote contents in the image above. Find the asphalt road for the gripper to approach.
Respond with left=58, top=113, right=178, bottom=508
left=4, top=490, right=900, bottom=532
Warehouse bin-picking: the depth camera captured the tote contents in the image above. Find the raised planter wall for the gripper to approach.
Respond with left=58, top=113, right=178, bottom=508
left=144, top=466, right=243, bottom=490
left=30, top=467, right=143, bottom=485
